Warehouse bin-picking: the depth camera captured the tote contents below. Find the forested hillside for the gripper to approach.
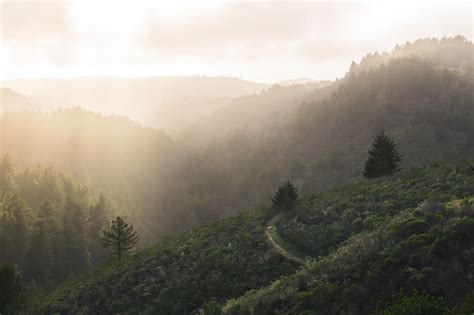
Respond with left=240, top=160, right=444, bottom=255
left=36, top=159, right=474, bottom=313
left=292, top=54, right=473, bottom=193
left=2, top=76, right=268, bottom=130
left=226, top=161, right=474, bottom=314
left=0, top=156, right=120, bottom=286
left=2, top=37, right=473, bottom=248
left=348, top=36, right=473, bottom=76
left=0, top=88, right=38, bottom=112
left=177, top=82, right=328, bottom=145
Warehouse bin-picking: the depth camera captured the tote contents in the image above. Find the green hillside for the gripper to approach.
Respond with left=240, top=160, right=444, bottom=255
left=225, top=161, right=474, bottom=314
left=36, top=210, right=298, bottom=314
left=36, top=159, right=474, bottom=313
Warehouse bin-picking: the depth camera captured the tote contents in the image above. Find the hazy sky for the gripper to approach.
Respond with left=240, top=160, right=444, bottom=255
left=0, top=0, right=472, bottom=83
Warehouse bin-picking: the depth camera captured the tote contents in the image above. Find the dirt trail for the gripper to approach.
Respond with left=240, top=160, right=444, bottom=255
left=265, top=226, right=306, bottom=265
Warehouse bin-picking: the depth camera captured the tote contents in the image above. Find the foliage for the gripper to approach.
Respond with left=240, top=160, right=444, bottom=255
left=0, top=263, right=25, bottom=314
left=34, top=209, right=297, bottom=314
left=199, top=298, right=223, bottom=315
left=101, top=216, right=139, bottom=260
left=363, top=132, right=402, bottom=178
left=372, top=289, right=452, bottom=315
left=224, top=159, right=474, bottom=314
left=455, top=291, right=474, bottom=314
left=0, top=156, right=114, bottom=286
left=271, top=181, right=299, bottom=210
left=38, top=159, right=474, bottom=314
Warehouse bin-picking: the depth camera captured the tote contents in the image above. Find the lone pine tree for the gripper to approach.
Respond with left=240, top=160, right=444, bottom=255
left=101, top=216, right=138, bottom=261
left=363, top=131, right=402, bottom=179
left=271, top=181, right=299, bottom=210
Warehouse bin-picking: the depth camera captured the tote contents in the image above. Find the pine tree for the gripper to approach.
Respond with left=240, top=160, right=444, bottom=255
left=0, top=263, right=24, bottom=315
left=89, top=194, right=108, bottom=266
left=0, top=155, right=16, bottom=196
left=63, top=195, right=91, bottom=276
left=24, top=221, right=52, bottom=283
left=0, top=193, right=30, bottom=265
left=101, top=216, right=138, bottom=261
left=38, top=200, right=64, bottom=280
left=271, top=181, right=299, bottom=210
left=363, top=131, right=402, bottom=179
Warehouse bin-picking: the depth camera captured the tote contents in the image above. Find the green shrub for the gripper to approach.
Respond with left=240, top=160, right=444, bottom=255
left=372, top=289, right=452, bottom=315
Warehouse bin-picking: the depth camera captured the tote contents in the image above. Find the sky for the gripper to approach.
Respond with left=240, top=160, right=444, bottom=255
left=0, top=0, right=472, bottom=83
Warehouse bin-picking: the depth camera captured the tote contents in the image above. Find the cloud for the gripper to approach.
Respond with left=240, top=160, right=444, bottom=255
left=142, top=1, right=473, bottom=66
left=0, top=0, right=75, bottom=71
left=143, top=2, right=366, bottom=60
left=0, top=1, right=472, bottom=82
left=1, top=1, right=72, bottom=41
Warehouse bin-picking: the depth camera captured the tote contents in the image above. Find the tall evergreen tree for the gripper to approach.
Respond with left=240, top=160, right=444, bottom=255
left=271, top=181, right=299, bottom=210
left=24, top=221, right=52, bottom=283
left=0, top=264, right=24, bottom=314
left=38, top=200, right=64, bottom=280
left=0, top=155, right=16, bottom=196
left=0, top=193, right=30, bottom=265
left=63, top=195, right=91, bottom=276
left=363, top=131, right=402, bottom=179
left=101, top=216, right=138, bottom=261
left=89, top=194, right=108, bottom=266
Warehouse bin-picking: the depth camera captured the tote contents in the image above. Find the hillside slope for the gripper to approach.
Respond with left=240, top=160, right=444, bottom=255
left=225, top=161, right=474, bottom=314
left=36, top=209, right=298, bottom=314
left=0, top=87, right=38, bottom=113
left=36, top=159, right=474, bottom=313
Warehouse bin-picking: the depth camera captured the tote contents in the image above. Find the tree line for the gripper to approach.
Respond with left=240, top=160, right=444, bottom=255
left=0, top=155, right=139, bottom=287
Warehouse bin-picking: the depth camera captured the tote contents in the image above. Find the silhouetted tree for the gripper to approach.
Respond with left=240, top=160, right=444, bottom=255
left=363, top=131, right=402, bottom=178
left=24, top=221, right=52, bottom=282
left=63, top=196, right=91, bottom=275
left=0, top=264, right=24, bottom=314
left=89, top=194, right=108, bottom=266
left=101, top=216, right=138, bottom=261
left=0, top=155, right=16, bottom=196
left=271, top=181, right=299, bottom=210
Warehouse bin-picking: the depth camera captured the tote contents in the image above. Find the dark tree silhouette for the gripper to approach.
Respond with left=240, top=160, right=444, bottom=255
left=101, top=216, right=138, bottom=261
left=89, top=194, right=108, bottom=266
left=363, top=131, right=402, bottom=179
left=271, top=181, right=299, bottom=210
left=0, top=264, right=24, bottom=314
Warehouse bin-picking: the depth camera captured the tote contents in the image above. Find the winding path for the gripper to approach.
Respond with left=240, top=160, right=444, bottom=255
left=265, top=226, right=306, bottom=265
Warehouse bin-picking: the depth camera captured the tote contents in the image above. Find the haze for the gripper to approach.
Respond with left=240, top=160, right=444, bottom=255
left=1, top=0, right=474, bottom=312
left=1, top=0, right=472, bottom=83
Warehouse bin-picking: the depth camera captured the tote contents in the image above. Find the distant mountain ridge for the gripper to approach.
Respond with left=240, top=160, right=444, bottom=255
left=276, top=77, right=329, bottom=86
left=2, top=76, right=268, bottom=128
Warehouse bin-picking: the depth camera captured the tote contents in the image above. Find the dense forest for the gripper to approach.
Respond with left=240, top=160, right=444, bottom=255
left=0, top=156, right=120, bottom=286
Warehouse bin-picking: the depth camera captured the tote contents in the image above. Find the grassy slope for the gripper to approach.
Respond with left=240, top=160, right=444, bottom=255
left=36, top=210, right=298, bottom=314
left=37, top=160, right=474, bottom=314
left=225, top=160, right=474, bottom=314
